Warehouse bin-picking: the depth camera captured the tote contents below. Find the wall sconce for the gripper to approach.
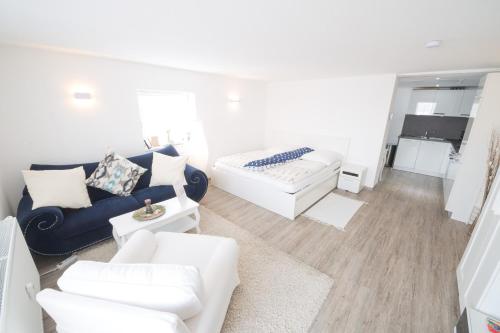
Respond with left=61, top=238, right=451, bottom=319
left=73, top=92, right=92, bottom=100
left=228, top=95, right=241, bottom=104
left=71, top=86, right=94, bottom=108
left=228, top=95, right=241, bottom=111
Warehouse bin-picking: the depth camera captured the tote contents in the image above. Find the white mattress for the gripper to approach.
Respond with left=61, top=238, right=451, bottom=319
left=214, top=149, right=341, bottom=194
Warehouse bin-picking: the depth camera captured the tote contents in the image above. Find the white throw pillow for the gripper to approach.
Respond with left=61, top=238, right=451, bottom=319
left=150, top=152, right=188, bottom=187
left=22, top=167, right=92, bottom=209
left=58, top=261, right=204, bottom=320
left=300, top=150, right=343, bottom=166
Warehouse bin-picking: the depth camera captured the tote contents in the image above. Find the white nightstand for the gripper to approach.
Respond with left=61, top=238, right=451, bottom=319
left=338, top=163, right=366, bottom=194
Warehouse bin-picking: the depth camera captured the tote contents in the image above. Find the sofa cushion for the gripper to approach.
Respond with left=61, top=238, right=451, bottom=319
left=151, top=233, right=238, bottom=278
left=58, top=261, right=204, bottom=320
left=150, top=153, right=188, bottom=187
left=86, top=152, right=147, bottom=196
left=22, top=167, right=92, bottom=209
left=25, top=146, right=181, bottom=202
left=28, top=162, right=116, bottom=203
left=132, top=185, right=176, bottom=205
left=37, top=288, right=190, bottom=333
left=127, top=146, right=181, bottom=191
left=58, top=195, right=141, bottom=239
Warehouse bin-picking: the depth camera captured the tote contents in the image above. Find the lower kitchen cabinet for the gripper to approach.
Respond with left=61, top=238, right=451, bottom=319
left=393, top=137, right=452, bottom=177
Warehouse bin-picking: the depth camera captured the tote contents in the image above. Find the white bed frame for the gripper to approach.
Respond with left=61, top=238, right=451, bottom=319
left=212, top=131, right=350, bottom=220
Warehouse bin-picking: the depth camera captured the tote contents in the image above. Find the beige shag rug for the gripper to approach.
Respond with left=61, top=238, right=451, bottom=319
left=73, top=206, right=333, bottom=333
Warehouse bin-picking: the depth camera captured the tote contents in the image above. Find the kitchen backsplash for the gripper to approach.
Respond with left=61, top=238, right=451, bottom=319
left=401, top=114, right=469, bottom=140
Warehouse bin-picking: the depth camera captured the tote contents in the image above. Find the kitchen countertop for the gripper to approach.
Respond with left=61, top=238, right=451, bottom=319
left=399, top=135, right=462, bottom=152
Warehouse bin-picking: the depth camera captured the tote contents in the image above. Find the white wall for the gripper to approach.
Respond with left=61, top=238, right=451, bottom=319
left=0, top=45, right=267, bottom=211
left=0, top=174, right=11, bottom=218
left=266, top=74, right=397, bottom=187
left=386, top=87, right=412, bottom=145
left=446, top=73, right=500, bottom=223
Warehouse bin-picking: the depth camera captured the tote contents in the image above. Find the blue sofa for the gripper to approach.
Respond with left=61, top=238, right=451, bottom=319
left=16, top=145, right=208, bottom=256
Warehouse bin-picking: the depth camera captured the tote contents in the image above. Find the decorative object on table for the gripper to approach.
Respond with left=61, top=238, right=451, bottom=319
left=488, top=317, right=500, bottom=333
left=110, top=197, right=200, bottom=247
left=149, top=136, right=160, bottom=147
left=173, top=181, right=187, bottom=201
left=132, top=201, right=166, bottom=222
left=470, top=130, right=500, bottom=234
left=144, top=199, right=154, bottom=214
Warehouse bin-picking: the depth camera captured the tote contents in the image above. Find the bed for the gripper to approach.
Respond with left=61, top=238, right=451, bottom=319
left=212, top=132, right=349, bottom=219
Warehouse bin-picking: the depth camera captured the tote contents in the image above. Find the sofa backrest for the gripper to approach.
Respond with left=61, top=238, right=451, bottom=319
left=23, top=145, right=179, bottom=203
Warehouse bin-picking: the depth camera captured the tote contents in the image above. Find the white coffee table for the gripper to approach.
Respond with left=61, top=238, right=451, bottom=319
left=109, top=197, right=200, bottom=248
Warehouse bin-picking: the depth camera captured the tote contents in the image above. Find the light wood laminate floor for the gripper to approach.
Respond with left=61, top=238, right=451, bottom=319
left=202, top=168, right=470, bottom=333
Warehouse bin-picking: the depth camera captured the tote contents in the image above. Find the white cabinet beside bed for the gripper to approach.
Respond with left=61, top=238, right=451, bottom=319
left=212, top=149, right=342, bottom=220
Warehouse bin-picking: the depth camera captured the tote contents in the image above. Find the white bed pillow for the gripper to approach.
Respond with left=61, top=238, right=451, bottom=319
left=58, top=261, right=203, bottom=320
left=300, top=150, right=343, bottom=166
left=150, top=152, right=188, bottom=186
left=22, top=167, right=92, bottom=209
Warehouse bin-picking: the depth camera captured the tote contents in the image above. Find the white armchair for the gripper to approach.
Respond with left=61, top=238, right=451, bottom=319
left=37, top=230, right=240, bottom=333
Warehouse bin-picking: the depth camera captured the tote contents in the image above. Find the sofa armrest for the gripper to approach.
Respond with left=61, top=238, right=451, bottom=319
left=17, top=195, right=64, bottom=233
left=37, top=289, right=191, bottom=333
left=184, top=164, right=208, bottom=202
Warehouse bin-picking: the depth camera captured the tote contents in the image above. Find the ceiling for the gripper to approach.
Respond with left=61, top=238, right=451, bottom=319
left=1, top=0, right=500, bottom=80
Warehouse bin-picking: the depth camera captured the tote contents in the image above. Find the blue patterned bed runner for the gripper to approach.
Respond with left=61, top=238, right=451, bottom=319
left=244, top=147, right=314, bottom=170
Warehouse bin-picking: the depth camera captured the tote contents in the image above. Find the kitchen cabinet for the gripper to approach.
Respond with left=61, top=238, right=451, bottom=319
left=393, top=138, right=420, bottom=169
left=393, top=137, right=452, bottom=177
left=443, top=155, right=461, bottom=206
left=406, top=88, right=477, bottom=117
left=433, top=89, right=463, bottom=116
left=407, top=89, right=437, bottom=115
left=414, top=140, right=451, bottom=173
left=457, top=89, right=477, bottom=117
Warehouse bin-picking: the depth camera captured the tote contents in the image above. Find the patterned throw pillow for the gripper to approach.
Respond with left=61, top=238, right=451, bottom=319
left=86, top=152, right=147, bottom=196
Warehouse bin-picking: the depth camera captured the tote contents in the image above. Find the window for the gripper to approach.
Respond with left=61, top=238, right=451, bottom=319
left=415, top=102, right=437, bottom=115
left=137, top=90, right=197, bottom=148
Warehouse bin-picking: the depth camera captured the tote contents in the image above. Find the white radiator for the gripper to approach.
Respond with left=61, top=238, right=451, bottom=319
left=0, top=217, right=42, bottom=333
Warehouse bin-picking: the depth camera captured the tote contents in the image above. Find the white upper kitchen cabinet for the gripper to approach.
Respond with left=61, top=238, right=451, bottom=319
left=406, top=88, right=477, bottom=117
left=407, top=89, right=438, bottom=115
left=433, top=89, right=463, bottom=116
left=458, top=89, right=478, bottom=117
